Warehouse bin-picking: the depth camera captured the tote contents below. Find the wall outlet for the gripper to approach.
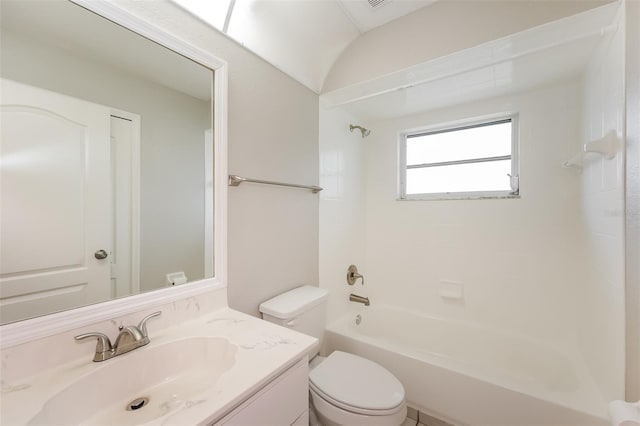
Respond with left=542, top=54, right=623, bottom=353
left=166, top=271, right=187, bottom=286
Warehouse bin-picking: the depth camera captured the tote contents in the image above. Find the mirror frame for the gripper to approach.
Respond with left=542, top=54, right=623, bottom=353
left=0, top=0, right=228, bottom=348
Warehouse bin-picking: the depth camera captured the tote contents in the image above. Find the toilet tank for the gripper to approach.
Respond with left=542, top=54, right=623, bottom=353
left=259, top=285, right=328, bottom=354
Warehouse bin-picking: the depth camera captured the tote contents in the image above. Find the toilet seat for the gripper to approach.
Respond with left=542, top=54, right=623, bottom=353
left=309, top=351, right=405, bottom=416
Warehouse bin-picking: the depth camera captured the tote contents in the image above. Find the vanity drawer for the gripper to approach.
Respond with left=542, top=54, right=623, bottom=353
left=214, top=357, right=308, bottom=426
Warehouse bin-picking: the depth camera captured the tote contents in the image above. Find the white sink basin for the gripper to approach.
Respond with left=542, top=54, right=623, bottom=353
left=28, top=337, right=237, bottom=425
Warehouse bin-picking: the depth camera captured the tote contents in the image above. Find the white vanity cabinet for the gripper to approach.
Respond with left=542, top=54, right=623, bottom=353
left=213, top=357, right=309, bottom=426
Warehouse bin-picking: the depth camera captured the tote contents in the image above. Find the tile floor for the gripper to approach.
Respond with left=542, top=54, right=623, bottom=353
left=403, top=406, right=456, bottom=426
left=310, top=401, right=455, bottom=426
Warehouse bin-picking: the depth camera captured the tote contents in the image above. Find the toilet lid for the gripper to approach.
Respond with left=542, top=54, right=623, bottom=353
left=309, top=351, right=405, bottom=412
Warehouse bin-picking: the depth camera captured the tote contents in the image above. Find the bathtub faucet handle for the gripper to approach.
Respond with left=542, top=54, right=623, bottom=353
left=347, top=265, right=364, bottom=286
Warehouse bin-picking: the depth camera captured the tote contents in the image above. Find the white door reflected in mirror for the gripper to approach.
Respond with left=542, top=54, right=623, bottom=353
left=1, top=79, right=113, bottom=323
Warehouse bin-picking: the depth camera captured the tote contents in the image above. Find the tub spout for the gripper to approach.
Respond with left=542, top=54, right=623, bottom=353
left=349, top=293, right=370, bottom=306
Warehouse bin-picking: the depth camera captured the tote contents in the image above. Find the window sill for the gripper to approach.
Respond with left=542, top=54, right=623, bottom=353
left=398, top=191, right=520, bottom=201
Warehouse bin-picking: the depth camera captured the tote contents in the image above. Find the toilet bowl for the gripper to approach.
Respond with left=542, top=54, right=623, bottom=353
left=259, top=285, right=407, bottom=426
left=309, top=351, right=406, bottom=426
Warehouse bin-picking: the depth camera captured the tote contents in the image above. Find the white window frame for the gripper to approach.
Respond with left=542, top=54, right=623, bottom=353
left=399, top=114, right=520, bottom=201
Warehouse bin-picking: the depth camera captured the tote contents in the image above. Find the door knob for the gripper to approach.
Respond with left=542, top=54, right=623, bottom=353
left=94, top=249, right=108, bottom=260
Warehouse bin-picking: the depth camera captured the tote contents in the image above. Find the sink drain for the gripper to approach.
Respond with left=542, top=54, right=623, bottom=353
left=126, top=397, right=149, bottom=411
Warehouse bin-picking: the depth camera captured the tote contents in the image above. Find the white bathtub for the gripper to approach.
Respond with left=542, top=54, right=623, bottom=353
left=324, top=306, right=608, bottom=426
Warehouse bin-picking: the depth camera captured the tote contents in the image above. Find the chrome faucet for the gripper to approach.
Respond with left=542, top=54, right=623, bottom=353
left=75, top=311, right=161, bottom=362
left=349, top=293, right=370, bottom=306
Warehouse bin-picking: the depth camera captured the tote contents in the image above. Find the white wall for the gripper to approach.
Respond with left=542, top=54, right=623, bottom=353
left=110, top=1, right=320, bottom=316
left=576, top=8, right=626, bottom=401
left=221, top=31, right=319, bottom=317
left=625, top=0, right=640, bottom=402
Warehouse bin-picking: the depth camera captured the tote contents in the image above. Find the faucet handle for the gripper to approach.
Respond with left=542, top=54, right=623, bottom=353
left=74, top=332, right=113, bottom=361
left=347, top=265, right=364, bottom=286
left=138, top=311, right=161, bottom=337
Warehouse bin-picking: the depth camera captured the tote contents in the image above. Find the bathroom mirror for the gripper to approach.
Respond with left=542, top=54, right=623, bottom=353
left=0, top=0, right=222, bottom=325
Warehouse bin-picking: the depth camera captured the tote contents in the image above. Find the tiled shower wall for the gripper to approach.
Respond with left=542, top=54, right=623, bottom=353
left=576, top=6, right=626, bottom=402
left=319, top=104, right=367, bottom=323
left=357, top=82, right=583, bottom=346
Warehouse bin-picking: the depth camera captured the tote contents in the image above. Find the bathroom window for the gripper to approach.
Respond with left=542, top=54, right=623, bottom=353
left=399, top=115, right=519, bottom=200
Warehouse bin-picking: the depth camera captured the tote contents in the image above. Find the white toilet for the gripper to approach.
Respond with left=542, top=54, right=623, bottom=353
left=259, top=285, right=407, bottom=426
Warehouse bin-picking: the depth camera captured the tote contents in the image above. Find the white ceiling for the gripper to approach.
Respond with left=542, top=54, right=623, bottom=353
left=172, top=0, right=438, bottom=93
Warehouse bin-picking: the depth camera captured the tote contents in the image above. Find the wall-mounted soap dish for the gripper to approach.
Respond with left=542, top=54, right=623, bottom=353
left=563, top=130, right=619, bottom=172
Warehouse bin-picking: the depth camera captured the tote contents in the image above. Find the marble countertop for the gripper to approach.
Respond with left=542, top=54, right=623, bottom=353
left=1, top=307, right=316, bottom=425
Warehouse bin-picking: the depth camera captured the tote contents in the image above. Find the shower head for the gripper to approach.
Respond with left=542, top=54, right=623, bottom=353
left=350, top=124, right=371, bottom=138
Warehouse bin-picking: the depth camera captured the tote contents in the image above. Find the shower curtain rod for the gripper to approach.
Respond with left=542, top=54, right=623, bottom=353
left=228, top=174, right=323, bottom=193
